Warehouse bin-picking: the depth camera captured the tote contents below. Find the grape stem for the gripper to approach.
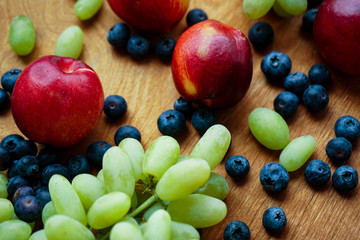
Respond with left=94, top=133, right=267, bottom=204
left=127, top=194, right=157, bottom=218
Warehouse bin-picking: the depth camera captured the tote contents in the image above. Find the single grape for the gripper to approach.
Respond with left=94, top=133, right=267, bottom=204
left=42, top=201, right=55, bottom=224
left=142, top=209, right=171, bottom=240
left=55, top=25, right=84, bottom=59
left=195, top=172, right=230, bottom=200
left=277, top=0, right=307, bottom=15
left=0, top=198, right=14, bottom=222
left=9, top=15, right=36, bottom=56
left=97, top=169, right=104, bottom=182
left=0, top=173, right=8, bottom=198
left=0, top=219, right=32, bottom=240
left=171, top=221, right=200, bottom=240
left=110, top=219, right=143, bottom=240
left=119, top=138, right=145, bottom=181
left=243, top=0, right=275, bottom=19
left=272, top=1, right=290, bottom=17
left=29, top=230, right=47, bottom=240
left=143, top=203, right=164, bottom=221
left=74, top=0, right=103, bottom=20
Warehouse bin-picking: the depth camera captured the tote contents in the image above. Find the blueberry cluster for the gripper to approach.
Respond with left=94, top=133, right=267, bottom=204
left=0, top=69, right=22, bottom=112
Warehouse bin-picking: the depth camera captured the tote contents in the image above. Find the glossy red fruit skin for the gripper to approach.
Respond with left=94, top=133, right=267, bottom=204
left=11, top=55, right=104, bottom=148
left=313, top=0, right=360, bottom=75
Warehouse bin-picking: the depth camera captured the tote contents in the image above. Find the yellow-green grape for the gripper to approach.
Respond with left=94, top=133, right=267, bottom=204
left=74, top=0, right=103, bottom=20
left=29, top=230, right=47, bottom=240
left=110, top=219, right=144, bottom=240
left=171, top=221, right=200, bottom=240
left=103, top=146, right=135, bottom=196
left=9, top=15, right=36, bottom=56
left=248, top=108, right=290, bottom=150
left=142, top=136, right=180, bottom=181
left=143, top=203, right=164, bottom=221
left=167, top=194, right=227, bottom=228
left=0, top=199, right=14, bottom=222
left=119, top=138, right=145, bottom=181
left=97, top=169, right=104, bottom=182
left=156, top=158, right=211, bottom=201
left=142, top=209, right=171, bottom=240
left=195, top=172, right=230, bottom=200
left=42, top=201, right=55, bottom=224
left=190, top=124, right=231, bottom=170
left=48, top=174, right=87, bottom=225
left=273, top=1, right=290, bottom=17
left=0, top=220, right=32, bottom=240
left=87, top=192, right=131, bottom=229
left=279, top=135, right=316, bottom=172
left=72, top=173, right=107, bottom=211
left=277, top=0, right=307, bottom=15
left=55, top=25, right=83, bottom=59
left=0, top=172, right=9, bottom=198
left=44, top=214, right=95, bottom=240
left=243, top=0, right=275, bottom=19
left=11, top=213, right=35, bottom=229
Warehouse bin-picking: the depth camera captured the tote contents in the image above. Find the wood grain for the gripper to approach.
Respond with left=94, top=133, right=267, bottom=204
left=1, top=0, right=360, bottom=239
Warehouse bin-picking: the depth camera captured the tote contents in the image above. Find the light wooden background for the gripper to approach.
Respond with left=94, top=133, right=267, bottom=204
left=1, top=0, right=360, bottom=239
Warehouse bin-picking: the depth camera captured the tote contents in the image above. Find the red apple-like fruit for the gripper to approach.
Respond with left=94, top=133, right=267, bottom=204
left=107, top=0, right=189, bottom=33
left=313, top=0, right=360, bottom=75
left=11, top=55, right=104, bottom=148
left=171, top=20, right=253, bottom=109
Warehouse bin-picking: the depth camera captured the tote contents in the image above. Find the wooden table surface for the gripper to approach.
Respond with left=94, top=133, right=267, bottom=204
left=1, top=0, right=360, bottom=239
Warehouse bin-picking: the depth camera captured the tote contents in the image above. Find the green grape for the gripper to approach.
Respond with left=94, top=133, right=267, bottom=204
left=87, top=192, right=131, bottom=229
left=167, top=194, right=227, bottom=228
left=143, top=203, right=164, bottom=221
left=279, top=135, right=316, bottom=172
left=119, top=138, right=145, bottom=181
left=97, top=169, right=104, bottom=182
left=72, top=173, right=107, bottom=211
left=55, top=25, right=83, bottom=59
left=9, top=15, right=36, bottom=56
left=29, top=230, right=47, bottom=240
left=42, top=201, right=55, bottom=224
left=0, top=172, right=8, bottom=198
left=142, top=209, right=171, bottom=240
left=156, top=158, right=211, bottom=201
left=0, top=198, right=14, bottom=222
left=273, top=0, right=290, bottom=17
left=142, top=136, right=180, bottom=181
left=131, top=190, right=138, bottom=208
left=248, top=108, right=290, bottom=150
left=277, top=0, right=307, bottom=15
left=44, top=214, right=95, bottom=240
left=103, top=146, right=135, bottom=196
left=0, top=220, right=32, bottom=240
left=190, top=124, right=231, bottom=170
left=171, top=221, right=200, bottom=240
left=10, top=213, right=35, bottom=229
left=243, top=0, right=275, bottom=19
left=110, top=219, right=144, bottom=240
left=74, top=0, right=103, bottom=20
left=48, top=174, right=87, bottom=225
left=195, top=172, right=229, bottom=200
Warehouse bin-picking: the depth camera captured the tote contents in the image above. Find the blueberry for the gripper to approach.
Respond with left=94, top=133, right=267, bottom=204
left=0, top=134, right=25, bottom=159
left=17, top=155, right=39, bottom=177
left=191, top=108, right=217, bottom=135
left=0, top=88, right=10, bottom=111
left=225, top=156, right=250, bottom=180
left=173, top=97, right=194, bottom=116
left=14, top=195, right=42, bottom=222
left=1, top=68, right=22, bottom=93
left=248, top=21, right=274, bottom=51
left=223, top=221, right=251, bottom=240
left=13, top=186, right=35, bottom=204
left=273, top=91, right=299, bottom=119
left=260, top=162, right=289, bottom=193
left=7, top=161, right=20, bottom=178
left=35, top=186, right=51, bottom=209
left=262, top=206, right=287, bottom=234
left=302, top=84, right=329, bottom=112
left=302, top=9, right=318, bottom=33
left=107, top=23, right=131, bottom=49
left=127, top=35, right=151, bottom=59
left=28, top=177, right=42, bottom=192
left=66, top=154, right=91, bottom=178
left=114, top=125, right=141, bottom=145
left=332, top=165, right=358, bottom=192
left=261, top=51, right=292, bottom=83
left=7, top=175, right=30, bottom=196
left=103, top=95, right=127, bottom=119
left=186, top=8, right=208, bottom=27
left=307, top=0, right=323, bottom=8
left=308, top=63, right=331, bottom=86
left=86, top=141, right=111, bottom=166
left=304, top=160, right=331, bottom=187
left=157, top=109, right=186, bottom=137
left=155, top=37, right=176, bottom=62
left=41, top=164, right=70, bottom=185
left=0, top=146, right=12, bottom=171
left=13, top=140, right=38, bottom=160
left=334, top=116, right=360, bottom=143
left=284, top=72, right=310, bottom=97
left=325, top=137, right=352, bottom=164
left=37, top=146, right=60, bottom=169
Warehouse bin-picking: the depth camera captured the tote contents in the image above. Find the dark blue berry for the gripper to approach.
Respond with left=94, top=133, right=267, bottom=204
left=0, top=146, right=12, bottom=171
left=174, top=97, right=194, bottom=116
left=302, top=9, right=317, bottom=33
left=1, top=68, right=22, bottom=93
left=7, top=175, right=30, bottom=196
left=191, top=108, right=217, bottom=135
left=17, top=156, right=39, bottom=177
left=248, top=21, right=274, bottom=51
left=304, top=160, right=331, bottom=187
left=7, top=161, right=20, bottom=178
left=307, top=0, right=323, bottom=8
left=41, top=164, right=70, bottom=185
left=14, top=195, right=42, bottom=222
left=334, top=116, right=360, bottom=143
left=326, top=137, right=352, bottom=164
left=107, top=23, right=131, bottom=49
left=273, top=91, right=299, bottom=119
left=86, top=141, right=111, bottom=166
left=0, top=88, right=10, bottom=111
left=103, top=95, right=127, bottom=119
left=13, top=186, right=35, bottom=204
left=66, top=154, right=91, bottom=178
left=260, top=162, right=289, bottom=193
left=157, top=109, right=186, bottom=137
left=308, top=63, right=331, bottom=86
left=225, top=156, right=250, bottom=180
left=332, top=165, right=358, bottom=192
left=114, top=125, right=141, bottom=145
left=127, top=35, right=151, bottom=59
left=284, top=72, right=310, bottom=97
left=186, top=8, right=208, bottom=27
left=223, top=221, right=251, bottom=240
left=28, top=177, right=42, bottom=192
left=261, top=51, right=292, bottom=83
left=35, top=186, right=51, bottom=209
left=0, top=134, right=25, bottom=159
left=13, top=140, right=38, bottom=160
left=302, top=84, right=329, bottom=112
left=262, top=207, right=287, bottom=234
left=37, top=146, right=60, bottom=170
left=155, top=37, right=176, bottom=62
